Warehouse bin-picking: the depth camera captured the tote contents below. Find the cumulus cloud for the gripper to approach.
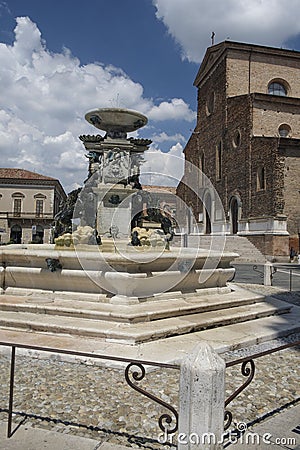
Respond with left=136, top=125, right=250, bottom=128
left=141, top=143, right=184, bottom=187
left=151, top=131, right=185, bottom=144
left=0, top=16, right=194, bottom=191
left=153, top=0, right=300, bottom=62
left=148, top=98, right=195, bottom=121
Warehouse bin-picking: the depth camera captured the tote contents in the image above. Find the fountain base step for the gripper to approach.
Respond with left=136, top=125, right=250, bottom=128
left=0, top=286, right=266, bottom=323
left=0, top=287, right=292, bottom=344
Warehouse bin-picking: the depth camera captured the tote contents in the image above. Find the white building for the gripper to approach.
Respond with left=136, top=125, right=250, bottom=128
left=0, top=168, right=66, bottom=244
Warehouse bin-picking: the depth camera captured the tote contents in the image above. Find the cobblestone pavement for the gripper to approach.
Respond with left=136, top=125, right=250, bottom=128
left=0, top=285, right=299, bottom=449
left=236, top=283, right=300, bottom=307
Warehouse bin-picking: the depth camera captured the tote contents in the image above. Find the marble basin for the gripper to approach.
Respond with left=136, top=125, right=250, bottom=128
left=0, top=244, right=237, bottom=304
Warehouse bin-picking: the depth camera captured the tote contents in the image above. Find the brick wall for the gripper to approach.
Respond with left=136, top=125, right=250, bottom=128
left=252, top=98, right=300, bottom=138
left=225, top=95, right=252, bottom=218
left=250, top=137, right=281, bottom=217
left=196, top=58, right=227, bottom=211
left=281, top=142, right=300, bottom=237
left=227, top=50, right=300, bottom=98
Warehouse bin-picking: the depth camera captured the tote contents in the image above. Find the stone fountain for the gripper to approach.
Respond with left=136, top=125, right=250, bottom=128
left=0, top=108, right=296, bottom=354
left=80, top=108, right=150, bottom=239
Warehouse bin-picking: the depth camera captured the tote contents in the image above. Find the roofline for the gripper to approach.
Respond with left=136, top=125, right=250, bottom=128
left=220, top=40, right=300, bottom=57
left=194, top=40, right=300, bottom=87
left=0, top=177, right=67, bottom=198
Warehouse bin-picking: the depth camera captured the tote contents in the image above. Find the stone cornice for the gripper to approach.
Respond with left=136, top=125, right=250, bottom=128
left=252, top=92, right=300, bottom=108
left=129, top=137, right=152, bottom=146
left=79, top=134, right=105, bottom=143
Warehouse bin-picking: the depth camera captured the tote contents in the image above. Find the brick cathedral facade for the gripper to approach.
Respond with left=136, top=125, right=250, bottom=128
left=177, top=41, right=300, bottom=259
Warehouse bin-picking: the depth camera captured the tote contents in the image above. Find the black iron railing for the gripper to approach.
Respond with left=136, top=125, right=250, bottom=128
left=224, top=340, right=300, bottom=430
left=0, top=342, right=179, bottom=439
left=276, top=267, right=299, bottom=292
left=253, top=264, right=300, bottom=291
left=0, top=339, right=299, bottom=440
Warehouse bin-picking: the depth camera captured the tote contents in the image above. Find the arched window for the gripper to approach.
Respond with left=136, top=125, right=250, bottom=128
left=229, top=196, right=241, bottom=234
left=199, top=153, right=205, bottom=186
left=232, top=129, right=241, bottom=148
left=10, top=224, right=22, bottom=244
left=204, top=192, right=212, bottom=235
left=257, top=167, right=266, bottom=191
left=216, top=141, right=222, bottom=180
left=206, top=91, right=215, bottom=116
left=268, top=80, right=288, bottom=96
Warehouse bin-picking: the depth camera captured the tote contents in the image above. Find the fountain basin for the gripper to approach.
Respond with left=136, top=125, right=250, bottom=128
left=0, top=244, right=237, bottom=304
left=85, top=108, right=148, bottom=133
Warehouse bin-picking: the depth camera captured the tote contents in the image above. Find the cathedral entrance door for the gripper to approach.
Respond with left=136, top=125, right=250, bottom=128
left=230, top=197, right=239, bottom=234
left=205, top=193, right=212, bottom=234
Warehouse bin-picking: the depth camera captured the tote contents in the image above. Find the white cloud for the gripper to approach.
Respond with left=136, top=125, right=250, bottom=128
left=148, top=98, right=196, bottom=122
left=12, top=16, right=43, bottom=64
left=151, top=131, right=185, bottom=144
left=153, top=0, right=300, bottom=62
left=0, top=16, right=195, bottom=191
left=141, top=143, right=184, bottom=186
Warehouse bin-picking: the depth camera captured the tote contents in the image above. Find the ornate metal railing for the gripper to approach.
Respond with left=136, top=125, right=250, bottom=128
left=253, top=263, right=300, bottom=291
left=0, top=342, right=180, bottom=439
left=0, top=339, right=299, bottom=441
left=253, top=264, right=277, bottom=285
left=125, top=362, right=178, bottom=435
left=224, top=340, right=300, bottom=430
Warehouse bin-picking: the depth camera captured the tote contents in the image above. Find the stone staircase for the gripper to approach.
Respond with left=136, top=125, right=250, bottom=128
left=0, top=287, right=291, bottom=344
left=174, top=234, right=266, bottom=263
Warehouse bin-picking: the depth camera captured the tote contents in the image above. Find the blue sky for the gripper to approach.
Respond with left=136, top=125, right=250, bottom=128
left=1, top=0, right=300, bottom=191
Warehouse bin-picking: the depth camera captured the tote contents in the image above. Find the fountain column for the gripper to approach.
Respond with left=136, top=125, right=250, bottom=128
left=79, top=108, right=151, bottom=238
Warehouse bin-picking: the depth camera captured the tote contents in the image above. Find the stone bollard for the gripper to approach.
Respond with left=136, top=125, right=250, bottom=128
left=264, top=261, right=273, bottom=286
left=178, top=342, right=225, bottom=450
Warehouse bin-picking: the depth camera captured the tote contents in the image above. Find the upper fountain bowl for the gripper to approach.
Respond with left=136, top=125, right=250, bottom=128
left=85, top=108, right=148, bottom=133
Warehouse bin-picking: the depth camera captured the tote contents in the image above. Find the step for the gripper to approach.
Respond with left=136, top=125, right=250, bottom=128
left=174, top=235, right=266, bottom=263
left=0, top=288, right=266, bottom=323
left=0, top=297, right=291, bottom=344
left=0, top=305, right=299, bottom=366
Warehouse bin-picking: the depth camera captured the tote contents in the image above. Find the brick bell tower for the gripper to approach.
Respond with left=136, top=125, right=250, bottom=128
left=177, top=41, right=300, bottom=260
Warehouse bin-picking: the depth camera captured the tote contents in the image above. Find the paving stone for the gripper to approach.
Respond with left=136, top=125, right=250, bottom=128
left=0, top=285, right=298, bottom=448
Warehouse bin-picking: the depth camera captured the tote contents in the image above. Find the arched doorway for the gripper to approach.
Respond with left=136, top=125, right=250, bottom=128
left=10, top=224, right=22, bottom=244
left=229, top=196, right=241, bottom=234
left=32, top=225, right=44, bottom=243
left=204, top=193, right=212, bottom=234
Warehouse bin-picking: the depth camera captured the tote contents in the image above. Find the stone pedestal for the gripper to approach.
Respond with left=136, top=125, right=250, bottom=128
left=97, top=202, right=132, bottom=237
